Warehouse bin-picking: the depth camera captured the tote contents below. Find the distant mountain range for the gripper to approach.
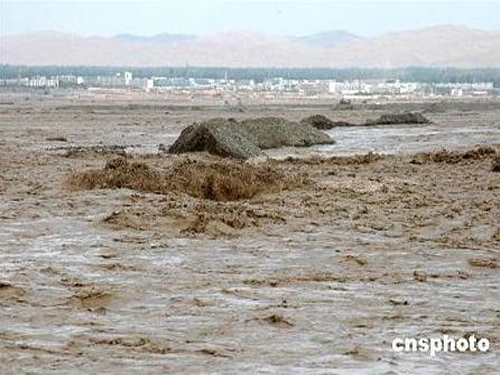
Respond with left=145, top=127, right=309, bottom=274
left=112, top=30, right=364, bottom=48
left=290, top=30, right=364, bottom=48
left=1, top=26, right=499, bottom=68
left=114, top=33, right=197, bottom=44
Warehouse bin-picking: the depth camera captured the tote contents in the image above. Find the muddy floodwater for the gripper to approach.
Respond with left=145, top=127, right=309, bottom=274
left=1, top=94, right=500, bottom=374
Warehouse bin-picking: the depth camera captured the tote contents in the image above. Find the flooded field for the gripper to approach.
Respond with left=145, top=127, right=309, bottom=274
left=1, top=95, right=500, bottom=374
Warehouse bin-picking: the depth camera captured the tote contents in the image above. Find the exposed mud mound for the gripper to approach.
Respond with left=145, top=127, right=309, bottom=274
left=300, top=114, right=355, bottom=129
left=169, top=117, right=334, bottom=159
left=411, top=146, right=497, bottom=165
left=366, top=112, right=431, bottom=125
left=69, top=156, right=301, bottom=202
left=168, top=119, right=262, bottom=159
left=239, top=117, right=334, bottom=149
left=301, top=115, right=334, bottom=130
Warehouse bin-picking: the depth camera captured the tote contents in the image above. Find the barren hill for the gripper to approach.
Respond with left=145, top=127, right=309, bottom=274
left=1, top=26, right=499, bottom=67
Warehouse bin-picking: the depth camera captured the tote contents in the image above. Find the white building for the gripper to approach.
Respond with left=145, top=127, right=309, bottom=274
left=124, top=72, right=133, bottom=86
left=146, top=79, right=155, bottom=90
left=27, top=76, right=59, bottom=88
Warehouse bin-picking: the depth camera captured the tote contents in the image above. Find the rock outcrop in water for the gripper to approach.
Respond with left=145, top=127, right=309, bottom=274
left=168, top=117, right=334, bottom=159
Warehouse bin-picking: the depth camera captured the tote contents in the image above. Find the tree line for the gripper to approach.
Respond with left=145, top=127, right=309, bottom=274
left=1, top=65, right=500, bottom=85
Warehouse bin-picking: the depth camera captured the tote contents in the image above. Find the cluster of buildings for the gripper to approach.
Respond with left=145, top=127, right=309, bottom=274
left=1, top=72, right=498, bottom=99
left=142, top=76, right=498, bottom=98
left=0, top=72, right=135, bottom=89
left=328, top=80, right=495, bottom=97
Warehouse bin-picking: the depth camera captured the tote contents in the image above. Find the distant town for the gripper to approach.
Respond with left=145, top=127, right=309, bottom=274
left=1, top=67, right=499, bottom=102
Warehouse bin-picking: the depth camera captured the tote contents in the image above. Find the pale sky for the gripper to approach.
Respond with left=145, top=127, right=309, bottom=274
left=2, top=0, right=500, bottom=37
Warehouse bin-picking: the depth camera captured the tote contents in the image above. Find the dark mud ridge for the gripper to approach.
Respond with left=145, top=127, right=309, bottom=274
left=168, top=117, right=334, bottom=159
left=300, top=112, right=432, bottom=130
left=366, top=112, right=431, bottom=125
left=300, top=114, right=354, bottom=130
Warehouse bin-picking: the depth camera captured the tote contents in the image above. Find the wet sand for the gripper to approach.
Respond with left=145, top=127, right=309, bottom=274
left=1, top=94, right=500, bottom=374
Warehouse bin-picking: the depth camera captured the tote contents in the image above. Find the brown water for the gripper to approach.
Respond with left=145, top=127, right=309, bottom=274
left=1, top=96, right=499, bottom=374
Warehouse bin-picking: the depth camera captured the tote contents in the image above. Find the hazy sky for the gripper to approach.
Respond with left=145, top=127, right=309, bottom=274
left=2, top=0, right=500, bottom=37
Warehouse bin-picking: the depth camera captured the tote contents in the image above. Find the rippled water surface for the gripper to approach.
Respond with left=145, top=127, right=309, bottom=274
left=1, top=99, right=499, bottom=373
